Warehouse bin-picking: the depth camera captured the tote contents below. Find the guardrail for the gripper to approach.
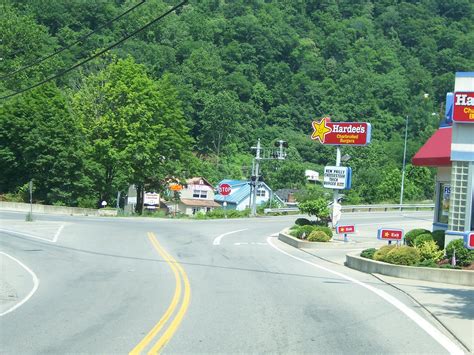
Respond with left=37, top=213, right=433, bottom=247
left=264, top=203, right=435, bottom=214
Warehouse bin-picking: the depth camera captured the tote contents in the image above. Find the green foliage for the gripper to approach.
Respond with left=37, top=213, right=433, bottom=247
left=374, top=245, right=397, bottom=262
left=416, top=259, right=439, bottom=268
left=384, top=246, right=421, bottom=266
left=205, top=208, right=250, bottom=219
left=295, top=218, right=311, bottom=226
left=312, top=226, right=333, bottom=238
left=413, top=233, right=434, bottom=247
left=432, top=230, right=446, bottom=249
left=298, top=198, right=330, bottom=224
left=307, top=230, right=331, bottom=242
left=361, top=248, right=377, bottom=260
left=445, top=239, right=474, bottom=267
left=415, top=240, right=444, bottom=263
left=405, top=229, right=431, bottom=246
left=289, top=225, right=316, bottom=239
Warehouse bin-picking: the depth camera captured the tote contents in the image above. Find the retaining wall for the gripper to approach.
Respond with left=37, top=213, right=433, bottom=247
left=346, top=253, right=474, bottom=287
left=0, top=201, right=100, bottom=216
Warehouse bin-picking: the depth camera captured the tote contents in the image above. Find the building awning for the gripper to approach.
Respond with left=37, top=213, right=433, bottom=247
left=412, top=127, right=452, bottom=167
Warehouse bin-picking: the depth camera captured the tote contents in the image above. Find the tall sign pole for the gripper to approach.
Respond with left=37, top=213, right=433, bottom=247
left=29, top=180, right=33, bottom=221
left=251, top=139, right=261, bottom=217
left=400, top=115, right=409, bottom=207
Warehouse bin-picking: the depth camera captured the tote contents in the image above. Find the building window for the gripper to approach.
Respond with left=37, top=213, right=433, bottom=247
left=436, top=183, right=450, bottom=224
left=257, top=189, right=266, bottom=197
left=448, top=161, right=469, bottom=231
left=193, top=190, right=207, bottom=199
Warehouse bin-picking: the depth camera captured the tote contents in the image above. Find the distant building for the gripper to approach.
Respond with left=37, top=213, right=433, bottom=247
left=170, top=177, right=220, bottom=216
left=274, top=189, right=299, bottom=206
left=214, top=179, right=283, bottom=211
left=305, top=169, right=320, bottom=182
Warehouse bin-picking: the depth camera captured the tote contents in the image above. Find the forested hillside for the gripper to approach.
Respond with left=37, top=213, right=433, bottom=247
left=1, top=0, right=473, bottom=209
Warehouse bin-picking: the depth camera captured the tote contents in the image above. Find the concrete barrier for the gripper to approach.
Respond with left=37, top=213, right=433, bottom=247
left=0, top=201, right=100, bottom=216
left=346, top=252, right=474, bottom=287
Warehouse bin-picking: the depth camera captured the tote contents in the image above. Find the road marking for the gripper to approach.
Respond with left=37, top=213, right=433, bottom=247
left=0, top=224, right=65, bottom=243
left=234, top=242, right=267, bottom=246
left=52, top=224, right=65, bottom=242
left=130, top=232, right=191, bottom=354
left=267, top=237, right=464, bottom=355
left=0, top=252, right=39, bottom=317
left=213, top=229, right=248, bottom=245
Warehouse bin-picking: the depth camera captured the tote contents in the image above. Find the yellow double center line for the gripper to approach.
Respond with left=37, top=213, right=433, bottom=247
left=130, top=232, right=191, bottom=354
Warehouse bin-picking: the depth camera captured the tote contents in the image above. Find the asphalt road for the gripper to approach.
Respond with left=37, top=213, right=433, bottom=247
left=0, top=211, right=463, bottom=354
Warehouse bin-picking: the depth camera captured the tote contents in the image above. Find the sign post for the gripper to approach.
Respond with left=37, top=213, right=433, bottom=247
left=336, top=225, right=356, bottom=242
left=377, top=228, right=404, bottom=244
left=218, top=183, right=231, bottom=218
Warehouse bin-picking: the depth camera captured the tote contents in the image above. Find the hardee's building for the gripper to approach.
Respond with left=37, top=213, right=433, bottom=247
left=413, top=72, right=474, bottom=246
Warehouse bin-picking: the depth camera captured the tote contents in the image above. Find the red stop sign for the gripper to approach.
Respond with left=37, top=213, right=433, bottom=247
left=219, top=183, right=231, bottom=196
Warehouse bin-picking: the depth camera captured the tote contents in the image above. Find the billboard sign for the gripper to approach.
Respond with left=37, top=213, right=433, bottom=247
left=323, top=166, right=352, bottom=190
left=144, top=192, right=159, bottom=208
left=377, top=228, right=404, bottom=242
left=311, top=118, right=371, bottom=146
left=453, top=92, right=474, bottom=122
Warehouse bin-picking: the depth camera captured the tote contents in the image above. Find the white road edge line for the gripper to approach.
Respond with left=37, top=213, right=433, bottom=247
left=0, top=228, right=55, bottom=243
left=0, top=252, right=40, bottom=317
left=213, top=229, right=248, bottom=246
left=266, top=236, right=464, bottom=355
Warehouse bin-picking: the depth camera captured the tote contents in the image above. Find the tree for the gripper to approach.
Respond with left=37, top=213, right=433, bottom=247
left=298, top=198, right=330, bottom=224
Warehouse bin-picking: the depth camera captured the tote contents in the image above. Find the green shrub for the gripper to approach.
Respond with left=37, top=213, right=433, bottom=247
left=413, top=233, right=433, bottom=247
left=290, top=224, right=299, bottom=230
left=416, top=259, right=439, bottom=268
left=312, top=226, right=333, bottom=238
left=195, top=212, right=207, bottom=219
left=405, top=229, right=431, bottom=246
left=439, top=264, right=461, bottom=270
left=360, top=248, right=377, bottom=259
left=445, top=239, right=474, bottom=267
left=384, top=246, right=420, bottom=266
left=416, top=240, right=444, bottom=263
left=432, top=230, right=445, bottom=249
left=295, top=218, right=311, bottom=226
left=373, top=245, right=397, bottom=262
left=307, top=230, right=331, bottom=242
left=290, top=225, right=317, bottom=239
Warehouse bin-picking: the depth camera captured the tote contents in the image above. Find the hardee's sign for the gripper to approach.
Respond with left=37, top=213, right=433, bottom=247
left=311, top=117, right=371, bottom=146
left=453, top=92, right=474, bottom=122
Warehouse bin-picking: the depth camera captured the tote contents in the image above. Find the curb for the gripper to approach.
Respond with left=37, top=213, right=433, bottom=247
left=278, top=231, right=356, bottom=249
left=345, top=252, right=474, bottom=287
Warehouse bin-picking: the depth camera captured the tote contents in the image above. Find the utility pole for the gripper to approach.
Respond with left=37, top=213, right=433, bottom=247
left=251, top=139, right=261, bottom=217
left=400, top=115, right=409, bottom=208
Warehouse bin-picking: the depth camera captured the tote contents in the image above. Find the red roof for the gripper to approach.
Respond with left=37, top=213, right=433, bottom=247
left=412, top=127, right=451, bottom=167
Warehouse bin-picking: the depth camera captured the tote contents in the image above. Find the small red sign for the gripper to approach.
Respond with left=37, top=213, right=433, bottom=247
left=218, top=183, right=231, bottom=196
left=336, top=225, right=355, bottom=234
left=453, top=92, right=474, bottom=122
left=378, top=228, right=404, bottom=241
left=311, top=118, right=371, bottom=146
left=464, top=232, right=474, bottom=250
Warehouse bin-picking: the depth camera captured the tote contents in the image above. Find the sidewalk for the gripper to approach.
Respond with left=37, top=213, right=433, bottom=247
left=375, top=274, right=474, bottom=353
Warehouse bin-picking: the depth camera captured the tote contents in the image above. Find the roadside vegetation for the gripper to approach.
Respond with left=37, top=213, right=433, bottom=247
left=361, top=229, right=474, bottom=270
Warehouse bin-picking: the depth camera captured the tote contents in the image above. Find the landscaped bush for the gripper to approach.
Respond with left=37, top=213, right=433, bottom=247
left=384, top=246, right=421, bottom=266
left=432, top=230, right=446, bottom=249
left=373, top=245, right=397, bottom=261
left=295, top=218, right=311, bottom=226
left=413, top=233, right=434, bottom=247
left=307, top=230, right=331, bottom=242
left=360, top=248, right=377, bottom=259
left=405, top=229, right=431, bottom=246
left=445, top=239, right=474, bottom=267
left=312, top=226, right=333, bottom=238
left=416, top=259, right=439, bottom=268
left=415, top=240, right=444, bottom=263
left=289, top=225, right=317, bottom=239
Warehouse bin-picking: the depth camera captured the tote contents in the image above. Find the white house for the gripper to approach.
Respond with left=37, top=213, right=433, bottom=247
left=169, top=177, right=220, bottom=216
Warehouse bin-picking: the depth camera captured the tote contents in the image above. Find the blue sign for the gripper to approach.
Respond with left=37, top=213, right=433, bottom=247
left=441, top=92, right=454, bottom=127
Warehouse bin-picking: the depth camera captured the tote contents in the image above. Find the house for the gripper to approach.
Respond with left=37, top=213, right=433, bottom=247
left=274, top=188, right=300, bottom=206
left=171, top=177, right=220, bottom=216
left=214, top=179, right=283, bottom=211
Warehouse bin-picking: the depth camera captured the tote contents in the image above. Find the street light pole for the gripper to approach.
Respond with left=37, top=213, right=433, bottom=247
left=400, top=115, right=409, bottom=207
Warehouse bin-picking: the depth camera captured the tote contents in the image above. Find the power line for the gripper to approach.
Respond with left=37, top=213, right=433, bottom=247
left=0, top=0, right=187, bottom=100
left=1, top=0, right=147, bottom=80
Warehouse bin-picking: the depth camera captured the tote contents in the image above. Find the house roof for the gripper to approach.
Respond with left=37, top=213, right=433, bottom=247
left=412, top=127, right=452, bottom=167
left=186, top=177, right=214, bottom=188
left=180, top=198, right=221, bottom=207
left=214, top=180, right=284, bottom=205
